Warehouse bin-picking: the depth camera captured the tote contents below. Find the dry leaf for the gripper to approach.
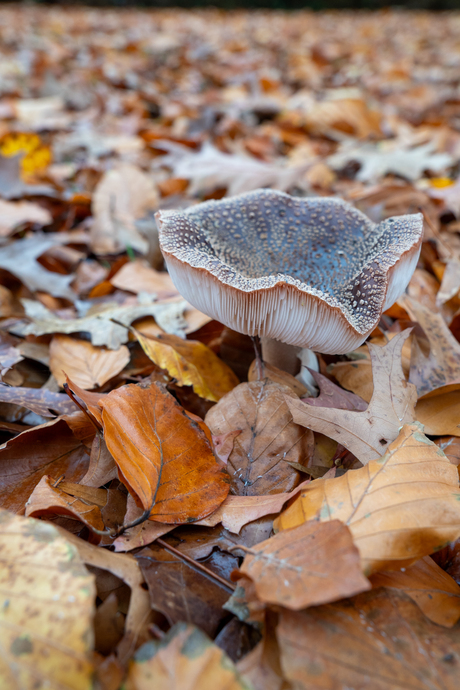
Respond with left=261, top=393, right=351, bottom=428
left=302, top=368, right=368, bottom=410
left=0, top=510, right=95, bottom=689
left=125, top=622, right=251, bottom=690
left=402, top=295, right=460, bottom=396
left=133, top=328, right=239, bottom=402
left=370, top=556, right=460, bottom=628
left=0, top=418, right=89, bottom=513
left=80, top=433, right=118, bottom=488
left=286, top=331, right=416, bottom=464
left=248, top=360, right=308, bottom=397
left=50, top=334, right=130, bottom=389
left=100, top=381, right=229, bottom=522
left=205, top=380, right=314, bottom=495
left=236, top=520, right=370, bottom=609
left=0, top=385, right=75, bottom=417
left=0, top=198, right=51, bottom=236
left=14, top=296, right=190, bottom=349
left=111, top=259, right=178, bottom=297
left=25, top=475, right=106, bottom=533
left=415, top=384, right=460, bottom=437
left=91, top=164, right=158, bottom=255
left=275, top=423, right=460, bottom=575
left=277, top=588, right=460, bottom=690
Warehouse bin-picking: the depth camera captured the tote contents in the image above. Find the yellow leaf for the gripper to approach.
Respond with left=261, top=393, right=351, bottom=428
left=274, top=423, right=460, bottom=576
left=133, top=328, right=239, bottom=402
left=0, top=132, right=52, bottom=180
left=0, top=510, right=95, bottom=689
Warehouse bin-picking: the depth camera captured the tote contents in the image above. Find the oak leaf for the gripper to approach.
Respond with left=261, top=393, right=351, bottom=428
left=285, top=331, right=416, bottom=464
left=0, top=511, right=95, bottom=689
left=370, top=556, right=460, bottom=628
left=100, top=381, right=229, bottom=522
left=133, top=328, right=239, bottom=402
left=275, top=423, right=460, bottom=575
left=205, top=380, right=314, bottom=495
left=235, top=520, right=370, bottom=610
left=277, top=588, right=460, bottom=690
left=50, top=334, right=130, bottom=389
left=302, top=368, right=367, bottom=410
left=125, top=622, right=251, bottom=690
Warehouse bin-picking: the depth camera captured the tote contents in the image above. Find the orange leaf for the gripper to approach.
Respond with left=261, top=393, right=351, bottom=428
left=100, top=382, right=229, bottom=522
left=50, top=335, right=129, bottom=389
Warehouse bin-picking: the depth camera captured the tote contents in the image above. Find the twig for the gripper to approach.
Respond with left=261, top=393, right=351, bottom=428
left=156, top=538, right=236, bottom=592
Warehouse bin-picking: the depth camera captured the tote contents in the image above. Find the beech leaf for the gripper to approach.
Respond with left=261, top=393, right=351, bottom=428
left=133, top=327, right=239, bottom=402
left=275, top=423, right=460, bottom=575
left=285, top=330, right=416, bottom=464
left=205, top=380, right=314, bottom=495
left=236, top=520, right=370, bottom=610
left=0, top=510, right=95, bottom=689
left=100, top=381, right=229, bottom=522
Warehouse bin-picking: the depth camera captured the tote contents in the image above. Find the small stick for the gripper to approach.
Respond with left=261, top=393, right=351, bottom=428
left=63, top=383, right=103, bottom=433
left=251, top=335, right=265, bottom=381
left=156, top=537, right=236, bottom=593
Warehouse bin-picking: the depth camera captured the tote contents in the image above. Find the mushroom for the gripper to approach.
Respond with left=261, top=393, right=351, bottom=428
left=155, top=189, right=423, bottom=371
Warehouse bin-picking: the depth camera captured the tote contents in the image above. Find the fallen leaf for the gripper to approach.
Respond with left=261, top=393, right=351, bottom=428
left=285, top=331, right=416, bottom=464
left=235, top=520, right=370, bottom=610
left=111, top=259, right=178, bottom=297
left=370, top=556, right=460, bottom=628
left=80, top=433, right=118, bottom=488
left=302, top=97, right=382, bottom=139
left=91, top=164, right=158, bottom=255
left=435, top=436, right=460, bottom=467
left=0, top=233, right=76, bottom=300
left=302, top=368, right=368, bottom=410
left=248, top=360, right=308, bottom=397
left=125, top=622, right=251, bottom=690
left=205, top=380, right=314, bottom=495
left=25, top=475, right=106, bottom=533
left=0, top=198, right=52, bottom=236
left=133, top=328, right=239, bottom=402
left=64, top=375, right=105, bottom=425
left=49, top=334, right=130, bottom=389
left=437, top=258, right=460, bottom=306
left=236, top=619, right=285, bottom=690
left=401, top=295, right=460, bottom=396
left=14, top=296, right=189, bottom=348
left=277, top=588, right=460, bottom=690
left=415, top=384, right=460, bottom=437
left=212, top=430, right=242, bottom=465
left=275, top=423, right=460, bottom=575
left=100, top=381, right=229, bottom=522
left=0, top=510, right=95, bottom=689
left=0, top=418, right=89, bottom=513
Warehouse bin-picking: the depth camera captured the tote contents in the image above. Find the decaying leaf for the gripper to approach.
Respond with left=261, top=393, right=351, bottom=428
left=134, top=328, right=239, bottom=402
left=0, top=385, right=76, bottom=417
left=101, top=381, right=229, bottom=522
left=277, top=588, right=460, bottom=690
left=275, top=423, right=460, bottom=575
left=370, top=556, right=460, bottom=628
left=125, top=622, right=251, bottom=690
left=236, top=520, right=370, bottom=610
left=205, top=380, right=314, bottom=495
left=111, top=259, right=178, bottom=297
left=302, top=368, right=368, bottom=410
left=49, top=334, right=130, bottom=389
left=415, top=384, right=460, bottom=437
left=285, top=331, right=416, bottom=464
left=14, top=296, right=189, bottom=349
left=0, top=510, right=95, bottom=689
left=402, top=295, right=460, bottom=396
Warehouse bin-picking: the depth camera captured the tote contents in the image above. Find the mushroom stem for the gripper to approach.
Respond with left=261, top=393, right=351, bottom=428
left=261, top=337, right=301, bottom=376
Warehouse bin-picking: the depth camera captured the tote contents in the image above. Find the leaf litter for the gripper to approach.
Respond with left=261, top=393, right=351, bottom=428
left=1, top=6, right=460, bottom=688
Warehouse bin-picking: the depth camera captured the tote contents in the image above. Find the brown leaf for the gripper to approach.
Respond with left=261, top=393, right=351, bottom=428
left=111, top=259, right=178, bottom=297
left=100, top=381, right=229, bottom=522
left=205, top=380, right=314, bottom=495
left=277, top=588, right=460, bottom=690
left=415, top=384, right=460, bottom=436
left=80, top=433, right=118, bottom=487
left=125, top=623, right=250, bottom=690
left=0, top=385, right=76, bottom=417
left=248, top=359, right=309, bottom=397
left=302, top=368, right=367, bottom=411
left=133, top=328, right=239, bottom=402
left=0, top=510, right=95, bottom=688
left=370, top=556, right=460, bottom=627
left=402, top=295, right=460, bottom=395
left=195, top=479, right=311, bottom=534
left=286, top=331, right=416, bottom=464
left=212, top=430, right=242, bottom=465
left=137, top=545, right=238, bottom=637
left=65, top=374, right=105, bottom=425
left=0, top=418, right=89, bottom=513
left=275, top=423, right=460, bottom=575
left=50, top=335, right=130, bottom=389
left=25, top=475, right=106, bottom=533
left=236, top=520, right=370, bottom=609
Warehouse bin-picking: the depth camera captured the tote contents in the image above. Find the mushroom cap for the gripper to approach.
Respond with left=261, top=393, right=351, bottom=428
left=156, top=190, right=423, bottom=354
